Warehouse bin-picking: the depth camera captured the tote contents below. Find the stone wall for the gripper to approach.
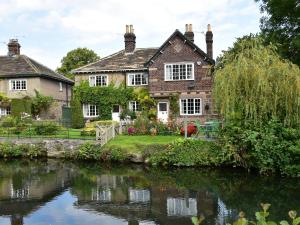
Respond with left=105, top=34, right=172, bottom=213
left=0, top=138, right=95, bottom=158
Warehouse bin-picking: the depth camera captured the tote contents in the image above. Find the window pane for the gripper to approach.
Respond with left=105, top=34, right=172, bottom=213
left=187, top=64, right=193, bottom=79
left=89, top=76, right=95, bottom=86
left=180, top=64, right=186, bottom=79
left=173, top=65, right=179, bottom=80
left=187, top=99, right=194, bottom=114
left=195, top=99, right=201, bottom=114
left=135, top=74, right=141, bottom=85
left=166, top=65, right=172, bottom=80
left=142, top=74, right=148, bottom=85
left=159, top=103, right=167, bottom=112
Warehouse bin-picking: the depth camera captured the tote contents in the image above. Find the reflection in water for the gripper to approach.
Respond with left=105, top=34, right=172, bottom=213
left=0, top=160, right=299, bottom=225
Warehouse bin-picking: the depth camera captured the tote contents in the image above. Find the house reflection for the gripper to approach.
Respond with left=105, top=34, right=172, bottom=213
left=0, top=161, right=76, bottom=225
left=73, top=173, right=216, bottom=225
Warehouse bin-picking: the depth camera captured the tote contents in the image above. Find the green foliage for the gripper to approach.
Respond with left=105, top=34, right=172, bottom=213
left=219, top=119, right=300, bottom=176
left=134, top=88, right=156, bottom=119
left=0, top=116, right=17, bottom=127
left=169, top=93, right=180, bottom=119
left=70, top=97, right=85, bottom=128
left=255, top=0, right=300, bottom=66
left=109, top=147, right=127, bottom=161
left=76, top=142, right=101, bottom=160
left=120, top=108, right=136, bottom=120
left=73, top=81, right=134, bottom=120
left=11, top=97, right=32, bottom=117
left=57, top=47, right=100, bottom=79
left=0, top=92, right=9, bottom=102
left=148, top=139, right=229, bottom=167
left=34, top=122, right=60, bottom=135
left=31, top=90, right=53, bottom=116
left=0, top=142, right=47, bottom=158
left=214, top=36, right=300, bottom=128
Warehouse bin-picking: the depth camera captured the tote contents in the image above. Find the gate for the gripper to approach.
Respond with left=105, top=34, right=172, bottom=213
left=61, top=106, right=72, bottom=127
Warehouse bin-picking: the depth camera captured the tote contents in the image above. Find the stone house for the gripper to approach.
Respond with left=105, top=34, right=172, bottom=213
left=73, top=24, right=215, bottom=123
left=0, top=39, right=74, bottom=119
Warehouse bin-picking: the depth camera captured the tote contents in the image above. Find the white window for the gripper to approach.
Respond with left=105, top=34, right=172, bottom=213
left=59, top=82, right=63, bottom=91
left=129, top=188, right=150, bottom=203
left=83, top=104, right=99, bottom=117
left=89, top=75, right=108, bottom=87
left=9, top=79, right=27, bottom=90
left=127, top=73, right=148, bottom=86
left=165, top=63, right=194, bottom=81
left=180, top=98, right=202, bottom=115
left=0, top=107, right=10, bottom=117
left=129, top=101, right=141, bottom=112
left=167, top=198, right=197, bottom=216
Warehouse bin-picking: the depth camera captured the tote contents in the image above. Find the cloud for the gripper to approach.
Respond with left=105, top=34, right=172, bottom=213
left=0, top=0, right=262, bottom=69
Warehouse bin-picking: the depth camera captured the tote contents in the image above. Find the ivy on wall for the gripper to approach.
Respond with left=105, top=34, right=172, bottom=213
left=11, top=97, right=32, bottom=117
left=73, top=81, right=135, bottom=120
left=169, top=93, right=180, bottom=120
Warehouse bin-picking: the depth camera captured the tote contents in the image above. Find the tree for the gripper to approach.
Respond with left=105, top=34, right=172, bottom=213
left=255, top=0, right=300, bottom=66
left=70, top=97, right=85, bottom=129
left=213, top=36, right=300, bottom=128
left=57, top=48, right=100, bottom=79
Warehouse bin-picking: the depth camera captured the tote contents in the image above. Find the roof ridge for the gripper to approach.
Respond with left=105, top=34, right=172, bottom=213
left=72, top=49, right=125, bottom=73
left=21, top=55, right=39, bottom=73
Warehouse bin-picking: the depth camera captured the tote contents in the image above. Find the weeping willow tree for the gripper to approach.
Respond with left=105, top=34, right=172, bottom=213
left=214, top=35, right=300, bottom=128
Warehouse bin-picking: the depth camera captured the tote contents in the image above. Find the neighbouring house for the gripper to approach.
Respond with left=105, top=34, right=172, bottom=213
left=73, top=24, right=215, bottom=123
left=0, top=39, right=74, bottom=119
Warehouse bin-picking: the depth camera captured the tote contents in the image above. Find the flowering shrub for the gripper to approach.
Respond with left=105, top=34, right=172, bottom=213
left=180, top=124, right=197, bottom=137
left=127, top=127, right=136, bottom=135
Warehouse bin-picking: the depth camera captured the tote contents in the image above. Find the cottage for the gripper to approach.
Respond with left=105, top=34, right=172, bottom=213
left=0, top=39, right=74, bottom=119
left=73, top=24, right=215, bottom=123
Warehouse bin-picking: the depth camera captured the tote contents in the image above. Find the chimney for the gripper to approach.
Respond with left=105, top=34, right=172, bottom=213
left=124, top=25, right=136, bottom=53
left=8, top=39, right=21, bottom=56
left=184, top=24, right=194, bottom=42
left=206, top=24, right=213, bottom=59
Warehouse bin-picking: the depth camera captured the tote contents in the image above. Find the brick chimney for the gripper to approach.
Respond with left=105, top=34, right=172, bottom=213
left=124, top=25, right=136, bottom=53
left=184, top=24, right=194, bottom=42
left=8, top=39, right=21, bottom=56
left=206, top=24, right=213, bottom=59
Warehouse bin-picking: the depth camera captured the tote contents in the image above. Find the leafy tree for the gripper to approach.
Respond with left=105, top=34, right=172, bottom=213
left=255, top=0, right=300, bottom=66
left=70, top=97, right=85, bottom=129
left=57, top=48, right=100, bottom=79
left=214, top=35, right=300, bottom=128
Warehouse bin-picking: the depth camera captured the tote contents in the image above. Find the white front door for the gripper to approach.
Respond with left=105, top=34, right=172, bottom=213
left=157, top=102, right=169, bottom=123
left=112, top=105, right=120, bottom=122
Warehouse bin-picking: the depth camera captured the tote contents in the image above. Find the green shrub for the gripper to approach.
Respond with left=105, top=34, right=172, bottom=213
left=76, top=142, right=101, bottom=160
left=80, top=130, right=96, bottom=136
left=34, top=122, right=60, bottom=135
left=0, top=142, right=47, bottom=158
left=31, top=90, right=53, bottom=116
left=148, top=139, right=228, bottom=167
left=11, top=98, right=31, bottom=117
left=71, top=97, right=84, bottom=129
left=109, top=147, right=127, bottom=161
left=0, top=116, right=17, bottom=127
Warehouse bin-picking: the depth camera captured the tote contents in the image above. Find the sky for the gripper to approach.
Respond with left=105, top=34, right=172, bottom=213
left=0, top=0, right=262, bottom=70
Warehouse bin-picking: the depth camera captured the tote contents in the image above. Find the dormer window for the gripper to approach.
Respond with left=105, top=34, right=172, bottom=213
left=127, top=73, right=148, bottom=86
left=89, top=75, right=108, bottom=87
left=9, top=79, right=27, bottom=90
left=164, top=63, right=194, bottom=81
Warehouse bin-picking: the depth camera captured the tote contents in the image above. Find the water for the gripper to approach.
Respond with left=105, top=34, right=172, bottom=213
left=0, top=160, right=299, bottom=225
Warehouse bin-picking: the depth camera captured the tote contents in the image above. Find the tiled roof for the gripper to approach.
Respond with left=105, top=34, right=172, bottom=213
left=72, top=48, right=158, bottom=73
left=0, top=55, right=74, bottom=84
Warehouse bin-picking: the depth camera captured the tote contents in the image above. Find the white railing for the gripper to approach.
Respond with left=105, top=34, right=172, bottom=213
left=96, top=124, right=116, bottom=146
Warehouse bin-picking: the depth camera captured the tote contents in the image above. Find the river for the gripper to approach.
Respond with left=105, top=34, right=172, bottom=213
left=0, top=159, right=299, bottom=225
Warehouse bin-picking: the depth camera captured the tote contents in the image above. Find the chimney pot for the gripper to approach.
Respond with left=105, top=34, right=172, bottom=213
left=184, top=24, right=194, bottom=43
left=205, top=24, right=213, bottom=59
left=8, top=39, right=21, bottom=56
left=124, top=25, right=136, bottom=53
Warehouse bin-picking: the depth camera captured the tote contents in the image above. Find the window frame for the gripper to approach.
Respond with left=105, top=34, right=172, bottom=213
left=164, top=62, right=194, bottom=81
left=82, top=104, right=99, bottom=118
left=0, top=107, right=11, bottom=117
left=9, top=79, right=27, bottom=91
left=89, top=75, right=108, bottom=87
left=59, top=82, right=63, bottom=92
left=129, top=101, right=141, bottom=112
left=127, top=73, right=148, bottom=86
left=180, top=98, right=202, bottom=115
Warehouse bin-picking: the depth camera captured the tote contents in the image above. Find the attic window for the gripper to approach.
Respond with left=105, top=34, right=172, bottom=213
left=165, top=63, right=194, bottom=81
left=9, top=79, right=27, bottom=90
left=89, top=75, right=108, bottom=87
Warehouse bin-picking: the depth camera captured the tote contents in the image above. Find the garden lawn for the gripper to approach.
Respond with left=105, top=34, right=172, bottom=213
left=105, top=135, right=181, bottom=153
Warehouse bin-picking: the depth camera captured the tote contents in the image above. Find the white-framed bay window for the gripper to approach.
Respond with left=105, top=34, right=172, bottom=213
left=180, top=98, right=202, bottom=115
left=127, top=73, right=148, bottom=86
left=83, top=104, right=99, bottom=118
left=129, top=101, right=141, bottom=112
left=164, top=62, right=194, bottom=81
left=9, top=79, right=27, bottom=90
left=89, top=75, right=108, bottom=87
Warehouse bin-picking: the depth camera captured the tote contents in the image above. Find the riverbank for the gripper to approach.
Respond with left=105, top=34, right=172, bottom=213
left=0, top=136, right=228, bottom=167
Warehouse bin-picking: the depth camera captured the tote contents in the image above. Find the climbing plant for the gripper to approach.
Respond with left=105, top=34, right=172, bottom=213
left=134, top=88, right=156, bottom=119
left=213, top=36, right=300, bottom=128
left=73, top=81, right=135, bottom=120
left=169, top=93, right=179, bottom=120
left=31, top=90, right=54, bottom=116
